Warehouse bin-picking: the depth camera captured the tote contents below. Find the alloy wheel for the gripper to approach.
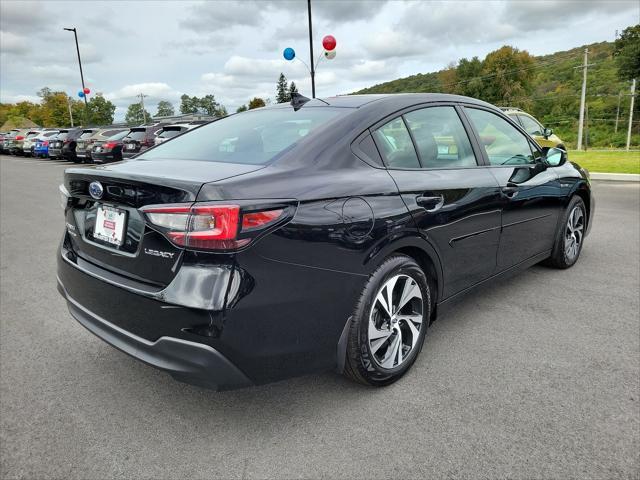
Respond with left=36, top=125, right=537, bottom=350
left=565, top=205, right=584, bottom=261
left=368, top=274, right=424, bottom=369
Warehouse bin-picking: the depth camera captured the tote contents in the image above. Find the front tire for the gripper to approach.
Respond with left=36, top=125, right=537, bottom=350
left=545, top=196, right=586, bottom=269
left=343, top=255, right=431, bottom=387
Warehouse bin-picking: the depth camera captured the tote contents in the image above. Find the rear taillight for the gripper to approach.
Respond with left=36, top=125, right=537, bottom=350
left=15, top=136, right=24, bottom=140
left=141, top=203, right=287, bottom=251
left=103, top=142, right=118, bottom=150
left=43, top=141, right=49, bottom=146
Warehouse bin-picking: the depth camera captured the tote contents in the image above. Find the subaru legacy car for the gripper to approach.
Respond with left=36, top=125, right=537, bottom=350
left=57, top=93, right=593, bottom=390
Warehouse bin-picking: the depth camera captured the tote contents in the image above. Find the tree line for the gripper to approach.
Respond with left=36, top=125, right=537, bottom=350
left=356, top=24, right=639, bottom=148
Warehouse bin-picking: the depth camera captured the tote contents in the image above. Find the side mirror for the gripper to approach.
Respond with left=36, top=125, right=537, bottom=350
left=545, top=147, right=566, bottom=167
left=542, top=127, right=553, bottom=139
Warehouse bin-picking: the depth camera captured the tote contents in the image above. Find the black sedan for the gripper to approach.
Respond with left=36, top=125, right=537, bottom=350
left=57, top=93, right=594, bottom=390
left=90, top=130, right=129, bottom=164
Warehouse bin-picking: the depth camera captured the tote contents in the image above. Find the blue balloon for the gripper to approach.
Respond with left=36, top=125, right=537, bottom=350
left=283, top=47, right=295, bottom=61
left=78, top=91, right=85, bottom=98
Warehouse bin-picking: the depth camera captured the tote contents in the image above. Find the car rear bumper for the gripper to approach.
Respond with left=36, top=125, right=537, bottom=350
left=57, top=263, right=253, bottom=391
left=49, top=148, right=62, bottom=157
left=91, top=152, right=116, bottom=163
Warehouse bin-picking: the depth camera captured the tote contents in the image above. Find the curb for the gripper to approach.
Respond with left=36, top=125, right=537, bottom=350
left=590, top=172, right=640, bottom=182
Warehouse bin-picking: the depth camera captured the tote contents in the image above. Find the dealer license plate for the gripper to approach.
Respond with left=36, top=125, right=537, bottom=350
left=94, top=205, right=127, bottom=246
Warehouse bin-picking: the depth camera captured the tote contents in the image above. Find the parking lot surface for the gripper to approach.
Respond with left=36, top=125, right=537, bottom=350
left=1, top=154, right=639, bottom=479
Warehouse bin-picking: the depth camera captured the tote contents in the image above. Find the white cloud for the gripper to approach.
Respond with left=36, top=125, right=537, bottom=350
left=104, top=83, right=183, bottom=109
left=0, top=31, right=30, bottom=55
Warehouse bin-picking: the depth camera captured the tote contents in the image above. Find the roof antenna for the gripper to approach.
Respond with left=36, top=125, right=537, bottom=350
left=291, top=92, right=311, bottom=111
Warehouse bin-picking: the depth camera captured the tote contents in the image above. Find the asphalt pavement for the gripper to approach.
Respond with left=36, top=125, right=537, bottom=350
left=1, top=154, right=638, bottom=479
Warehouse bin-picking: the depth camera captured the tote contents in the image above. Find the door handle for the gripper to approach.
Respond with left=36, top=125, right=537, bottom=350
left=416, top=194, right=444, bottom=212
left=501, top=184, right=519, bottom=198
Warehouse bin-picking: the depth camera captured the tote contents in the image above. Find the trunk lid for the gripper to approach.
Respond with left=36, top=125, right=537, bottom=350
left=63, top=160, right=264, bottom=285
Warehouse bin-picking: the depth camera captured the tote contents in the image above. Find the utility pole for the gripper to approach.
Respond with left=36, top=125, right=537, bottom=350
left=63, top=27, right=89, bottom=125
left=626, top=79, right=636, bottom=152
left=615, top=91, right=622, bottom=133
left=137, top=93, right=148, bottom=123
left=67, top=97, right=74, bottom=127
left=576, top=48, right=594, bottom=151
left=307, top=0, right=315, bottom=98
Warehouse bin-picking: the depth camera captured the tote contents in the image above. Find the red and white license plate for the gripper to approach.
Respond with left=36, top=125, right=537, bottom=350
left=94, top=205, right=127, bottom=246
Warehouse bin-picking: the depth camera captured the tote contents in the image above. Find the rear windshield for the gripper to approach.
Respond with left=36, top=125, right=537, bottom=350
left=108, top=130, right=129, bottom=141
left=26, top=132, right=40, bottom=138
left=101, top=129, right=125, bottom=137
left=57, top=132, right=69, bottom=140
left=138, top=107, right=347, bottom=164
left=44, top=131, right=58, bottom=138
left=79, top=131, right=95, bottom=139
left=126, top=129, right=147, bottom=141
left=158, top=127, right=185, bottom=139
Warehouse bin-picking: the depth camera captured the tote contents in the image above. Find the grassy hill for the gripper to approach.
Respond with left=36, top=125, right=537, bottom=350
left=355, top=41, right=639, bottom=149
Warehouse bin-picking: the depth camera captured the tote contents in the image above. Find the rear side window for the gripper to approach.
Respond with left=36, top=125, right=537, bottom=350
left=465, top=108, right=535, bottom=166
left=138, top=107, right=347, bottom=165
left=373, top=117, right=420, bottom=169
left=404, top=107, right=477, bottom=168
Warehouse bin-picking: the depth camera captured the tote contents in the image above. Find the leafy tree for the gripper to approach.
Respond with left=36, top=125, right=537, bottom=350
left=276, top=73, right=289, bottom=103
left=480, top=46, right=534, bottom=105
left=87, top=94, right=116, bottom=125
left=455, top=57, right=484, bottom=98
left=236, top=105, right=248, bottom=113
left=614, top=24, right=640, bottom=81
left=155, top=100, right=175, bottom=117
left=217, top=105, right=228, bottom=116
left=125, top=103, right=150, bottom=125
left=288, top=81, right=299, bottom=98
left=248, top=97, right=266, bottom=109
left=199, top=94, right=222, bottom=116
left=179, top=94, right=200, bottom=114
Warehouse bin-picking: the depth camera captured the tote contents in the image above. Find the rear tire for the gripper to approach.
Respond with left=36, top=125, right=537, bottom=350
left=343, top=255, right=431, bottom=387
left=545, top=196, right=586, bottom=269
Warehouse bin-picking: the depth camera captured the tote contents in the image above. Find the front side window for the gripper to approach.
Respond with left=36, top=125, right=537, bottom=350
left=404, top=106, right=477, bottom=168
left=517, top=115, right=543, bottom=136
left=373, top=117, right=420, bottom=169
left=465, top=108, right=535, bottom=166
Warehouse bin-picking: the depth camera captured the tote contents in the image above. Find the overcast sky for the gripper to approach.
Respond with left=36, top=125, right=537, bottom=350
left=1, top=0, right=638, bottom=120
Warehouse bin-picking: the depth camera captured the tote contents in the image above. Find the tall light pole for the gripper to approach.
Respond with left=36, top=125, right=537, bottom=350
left=63, top=27, right=89, bottom=125
left=307, top=0, right=316, bottom=98
left=576, top=48, right=593, bottom=151
left=626, top=79, right=636, bottom=152
left=137, top=93, right=148, bottom=123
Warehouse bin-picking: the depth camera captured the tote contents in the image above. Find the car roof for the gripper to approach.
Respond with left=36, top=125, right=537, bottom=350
left=267, top=93, right=498, bottom=111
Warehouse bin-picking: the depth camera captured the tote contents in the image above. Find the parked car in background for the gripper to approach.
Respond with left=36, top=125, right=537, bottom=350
left=153, top=123, right=203, bottom=145
left=48, top=128, right=82, bottom=161
left=500, top=107, right=565, bottom=151
left=32, top=130, right=61, bottom=158
left=21, top=130, right=43, bottom=156
left=6, top=129, right=32, bottom=155
left=0, top=130, right=19, bottom=153
left=57, top=93, right=593, bottom=390
left=91, top=130, right=129, bottom=164
left=76, top=127, right=128, bottom=163
left=122, top=123, right=168, bottom=158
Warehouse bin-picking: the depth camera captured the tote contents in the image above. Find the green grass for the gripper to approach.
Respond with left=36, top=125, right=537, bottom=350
left=568, top=150, right=640, bottom=174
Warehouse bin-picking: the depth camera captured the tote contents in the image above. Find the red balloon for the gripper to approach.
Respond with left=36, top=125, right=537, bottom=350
left=83, top=87, right=90, bottom=94
left=322, top=35, right=336, bottom=51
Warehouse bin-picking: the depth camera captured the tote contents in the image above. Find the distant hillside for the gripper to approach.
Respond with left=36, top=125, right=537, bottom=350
left=355, top=41, right=639, bottom=148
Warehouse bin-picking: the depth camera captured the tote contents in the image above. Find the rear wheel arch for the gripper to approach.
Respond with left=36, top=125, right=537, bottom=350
left=365, top=236, right=443, bottom=309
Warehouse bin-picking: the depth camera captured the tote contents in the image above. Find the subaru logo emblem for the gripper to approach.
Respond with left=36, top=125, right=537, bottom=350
left=88, top=181, right=104, bottom=200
